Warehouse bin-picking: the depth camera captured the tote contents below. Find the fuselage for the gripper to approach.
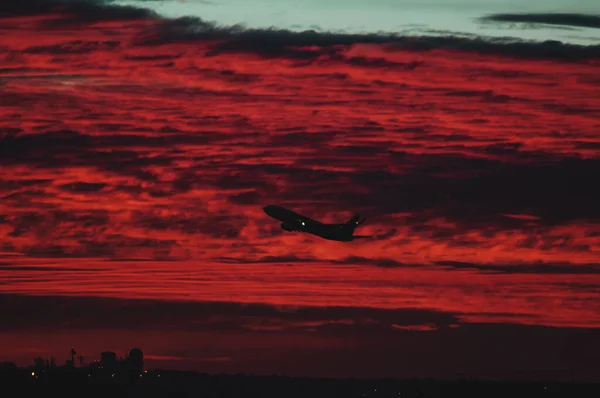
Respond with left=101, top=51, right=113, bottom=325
left=263, top=205, right=356, bottom=241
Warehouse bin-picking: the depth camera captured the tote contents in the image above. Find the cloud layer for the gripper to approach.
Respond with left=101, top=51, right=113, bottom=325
left=480, top=13, right=600, bottom=30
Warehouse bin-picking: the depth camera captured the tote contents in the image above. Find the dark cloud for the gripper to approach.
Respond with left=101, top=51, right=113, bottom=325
left=1, top=209, right=191, bottom=258
left=251, top=255, right=600, bottom=274
left=124, top=53, right=183, bottom=62
left=17, top=235, right=178, bottom=258
left=0, top=129, right=91, bottom=165
left=228, top=191, right=263, bottom=205
left=574, top=141, right=600, bottom=150
left=23, top=40, right=121, bottom=55
left=132, top=210, right=244, bottom=238
left=214, top=255, right=321, bottom=264
left=214, top=254, right=410, bottom=267
left=480, top=13, right=600, bottom=30
left=1, top=0, right=599, bottom=64
left=333, top=256, right=412, bottom=268
left=0, top=293, right=459, bottom=333
left=332, top=55, right=424, bottom=70
left=268, top=131, right=337, bottom=147
left=0, top=130, right=180, bottom=179
left=0, top=0, right=157, bottom=22
left=5, top=210, right=110, bottom=242
left=443, top=89, right=522, bottom=104
left=0, top=178, right=53, bottom=192
left=131, top=16, right=600, bottom=61
left=2, top=1, right=599, bottom=65
left=436, top=261, right=600, bottom=275
left=59, top=182, right=107, bottom=192
left=97, top=234, right=175, bottom=249
left=2, top=127, right=598, bottom=235
left=225, top=155, right=600, bottom=228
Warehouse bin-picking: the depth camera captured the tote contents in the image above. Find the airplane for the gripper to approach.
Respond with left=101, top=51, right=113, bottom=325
left=263, top=205, right=369, bottom=242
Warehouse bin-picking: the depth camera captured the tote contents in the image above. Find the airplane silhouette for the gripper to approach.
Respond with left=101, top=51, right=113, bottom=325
left=263, top=205, right=369, bottom=242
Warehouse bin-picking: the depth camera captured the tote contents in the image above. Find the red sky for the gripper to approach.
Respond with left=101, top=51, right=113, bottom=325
left=1, top=1, right=599, bottom=381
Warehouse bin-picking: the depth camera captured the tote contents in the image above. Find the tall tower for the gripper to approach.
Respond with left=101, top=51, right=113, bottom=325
left=128, top=348, right=144, bottom=375
left=69, top=347, right=76, bottom=368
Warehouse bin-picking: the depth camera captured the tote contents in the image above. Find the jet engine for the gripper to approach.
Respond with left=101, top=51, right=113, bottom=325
left=281, top=223, right=295, bottom=231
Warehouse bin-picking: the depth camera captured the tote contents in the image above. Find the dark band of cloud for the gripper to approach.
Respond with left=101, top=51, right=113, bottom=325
left=0, top=293, right=459, bottom=333
left=3, top=134, right=600, bottom=232
left=1, top=1, right=599, bottom=61
left=137, top=16, right=600, bottom=61
left=480, top=13, right=600, bottom=30
left=436, top=261, right=600, bottom=275
left=0, top=0, right=157, bottom=20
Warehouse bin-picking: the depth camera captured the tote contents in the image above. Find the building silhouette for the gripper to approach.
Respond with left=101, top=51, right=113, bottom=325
left=87, top=347, right=145, bottom=384
left=127, top=348, right=144, bottom=375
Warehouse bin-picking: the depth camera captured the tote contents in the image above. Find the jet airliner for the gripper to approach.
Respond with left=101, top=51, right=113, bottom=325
left=263, top=205, right=369, bottom=242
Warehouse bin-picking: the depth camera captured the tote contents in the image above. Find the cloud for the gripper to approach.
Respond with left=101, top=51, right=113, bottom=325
left=0, top=130, right=91, bottom=164
left=0, top=0, right=599, bottom=346
left=0, top=294, right=459, bottom=333
left=134, top=16, right=600, bottom=61
left=0, top=0, right=157, bottom=22
left=130, top=210, right=245, bottom=238
left=436, top=261, right=600, bottom=275
left=23, top=40, right=121, bottom=55
left=391, top=323, right=438, bottom=331
left=1, top=255, right=598, bottom=329
left=59, top=182, right=107, bottom=192
left=228, top=156, right=600, bottom=227
left=479, top=13, right=600, bottom=30
left=332, top=256, right=410, bottom=268
left=5, top=1, right=596, bottom=61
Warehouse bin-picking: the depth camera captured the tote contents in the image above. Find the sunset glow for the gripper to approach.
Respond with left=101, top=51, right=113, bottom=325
left=1, top=0, right=599, bottom=381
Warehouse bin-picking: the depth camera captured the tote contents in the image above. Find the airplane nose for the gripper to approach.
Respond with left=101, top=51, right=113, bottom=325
left=263, top=205, right=281, bottom=217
